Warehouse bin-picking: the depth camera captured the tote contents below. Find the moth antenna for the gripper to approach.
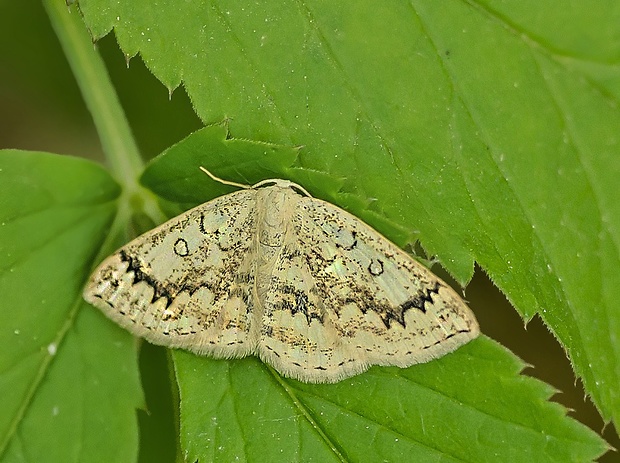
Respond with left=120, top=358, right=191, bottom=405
left=199, top=166, right=251, bottom=189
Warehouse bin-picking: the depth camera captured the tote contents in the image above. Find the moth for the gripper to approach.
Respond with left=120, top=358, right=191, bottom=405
left=84, top=170, right=479, bottom=382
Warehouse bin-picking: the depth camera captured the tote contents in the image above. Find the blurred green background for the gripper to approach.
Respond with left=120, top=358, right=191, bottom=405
left=1, top=3, right=617, bottom=461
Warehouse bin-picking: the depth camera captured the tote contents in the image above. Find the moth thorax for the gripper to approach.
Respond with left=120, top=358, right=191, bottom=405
left=256, top=186, right=293, bottom=248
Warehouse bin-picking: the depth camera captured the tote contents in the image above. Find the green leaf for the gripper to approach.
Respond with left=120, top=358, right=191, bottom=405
left=78, top=0, right=620, bottom=428
left=141, top=122, right=302, bottom=203
left=175, top=338, right=606, bottom=463
left=140, top=128, right=607, bottom=461
left=0, top=151, right=142, bottom=462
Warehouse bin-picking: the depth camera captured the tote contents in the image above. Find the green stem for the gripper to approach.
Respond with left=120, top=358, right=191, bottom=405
left=43, top=0, right=166, bottom=227
left=43, top=0, right=143, bottom=190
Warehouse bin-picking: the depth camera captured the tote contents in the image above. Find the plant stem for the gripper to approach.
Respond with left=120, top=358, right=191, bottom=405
left=43, top=0, right=166, bottom=227
left=43, top=0, right=143, bottom=190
